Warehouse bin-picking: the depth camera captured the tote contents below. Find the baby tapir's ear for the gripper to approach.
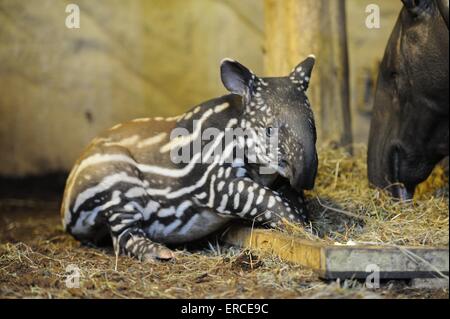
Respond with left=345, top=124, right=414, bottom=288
left=220, top=58, right=255, bottom=99
left=289, top=55, right=316, bottom=91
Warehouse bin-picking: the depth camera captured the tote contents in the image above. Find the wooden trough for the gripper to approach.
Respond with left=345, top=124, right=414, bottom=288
left=223, top=226, right=449, bottom=281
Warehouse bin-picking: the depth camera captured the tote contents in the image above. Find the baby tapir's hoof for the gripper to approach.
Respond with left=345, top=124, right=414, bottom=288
left=144, top=246, right=175, bottom=261
left=123, top=235, right=175, bottom=261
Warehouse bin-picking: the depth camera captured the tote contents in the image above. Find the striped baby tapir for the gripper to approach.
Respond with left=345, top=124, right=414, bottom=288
left=61, top=55, right=318, bottom=261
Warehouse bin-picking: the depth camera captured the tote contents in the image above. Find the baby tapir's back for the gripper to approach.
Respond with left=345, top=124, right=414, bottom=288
left=60, top=117, right=182, bottom=241
left=60, top=98, right=238, bottom=246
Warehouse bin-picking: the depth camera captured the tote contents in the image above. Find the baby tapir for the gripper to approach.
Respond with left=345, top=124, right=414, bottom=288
left=61, top=56, right=318, bottom=261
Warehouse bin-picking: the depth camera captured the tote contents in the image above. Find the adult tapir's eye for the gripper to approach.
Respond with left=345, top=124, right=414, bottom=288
left=390, top=71, right=398, bottom=80
left=266, top=127, right=274, bottom=137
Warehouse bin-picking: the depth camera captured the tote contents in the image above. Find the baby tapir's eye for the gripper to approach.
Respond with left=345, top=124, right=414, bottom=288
left=266, top=127, right=274, bottom=137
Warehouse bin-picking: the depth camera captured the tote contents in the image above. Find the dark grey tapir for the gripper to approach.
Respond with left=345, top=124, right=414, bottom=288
left=368, top=0, right=449, bottom=200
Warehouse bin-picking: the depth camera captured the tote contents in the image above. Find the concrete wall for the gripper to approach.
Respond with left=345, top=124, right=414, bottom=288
left=0, top=0, right=264, bottom=176
left=0, top=0, right=400, bottom=177
left=347, top=0, right=402, bottom=143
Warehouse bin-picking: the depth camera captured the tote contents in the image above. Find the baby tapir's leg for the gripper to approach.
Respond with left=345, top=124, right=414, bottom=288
left=107, top=210, right=174, bottom=261
left=212, top=176, right=306, bottom=228
left=272, top=183, right=309, bottom=223
left=68, top=144, right=175, bottom=261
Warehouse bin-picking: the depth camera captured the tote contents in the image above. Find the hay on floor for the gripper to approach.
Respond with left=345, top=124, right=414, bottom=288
left=285, top=145, right=449, bottom=247
left=0, top=145, right=448, bottom=299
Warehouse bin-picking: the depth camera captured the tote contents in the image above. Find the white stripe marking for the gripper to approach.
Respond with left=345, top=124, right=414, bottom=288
left=142, top=201, right=160, bottom=220
left=75, top=153, right=200, bottom=178
left=165, top=139, right=236, bottom=199
left=103, top=135, right=140, bottom=147
left=178, top=214, right=200, bottom=235
left=125, top=187, right=147, bottom=198
left=218, top=194, right=229, bottom=212
left=195, top=192, right=208, bottom=200
left=163, top=219, right=183, bottom=235
left=207, top=175, right=217, bottom=208
left=160, top=108, right=213, bottom=153
left=217, top=181, right=225, bottom=192
left=73, top=173, right=145, bottom=212
left=214, top=102, right=230, bottom=113
left=157, top=207, right=176, bottom=218
left=159, top=103, right=229, bottom=154
left=136, top=133, right=167, bottom=148
left=132, top=118, right=151, bottom=123
left=176, top=200, right=192, bottom=218
left=233, top=194, right=240, bottom=209
left=241, top=189, right=254, bottom=216
left=268, top=196, right=276, bottom=209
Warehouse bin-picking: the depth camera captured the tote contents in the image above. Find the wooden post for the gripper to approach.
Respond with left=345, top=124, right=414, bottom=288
left=335, top=0, right=353, bottom=153
left=264, top=0, right=353, bottom=152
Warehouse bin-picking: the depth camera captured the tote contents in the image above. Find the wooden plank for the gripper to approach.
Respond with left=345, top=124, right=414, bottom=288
left=264, top=0, right=353, bottom=147
left=223, top=226, right=449, bottom=280
left=224, top=226, right=325, bottom=270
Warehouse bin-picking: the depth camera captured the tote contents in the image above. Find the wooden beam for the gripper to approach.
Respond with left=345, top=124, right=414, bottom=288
left=223, top=227, right=449, bottom=280
left=264, top=0, right=353, bottom=148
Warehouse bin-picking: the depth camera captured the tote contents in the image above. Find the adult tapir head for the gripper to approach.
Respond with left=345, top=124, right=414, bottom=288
left=220, top=56, right=318, bottom=191
left=368, top=0, right=449, bottom=200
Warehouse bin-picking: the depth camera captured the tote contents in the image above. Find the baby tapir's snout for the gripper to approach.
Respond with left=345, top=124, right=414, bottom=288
left=286, top=131, right=318, bottom=191
left=290, top=143, right=318, bottom=191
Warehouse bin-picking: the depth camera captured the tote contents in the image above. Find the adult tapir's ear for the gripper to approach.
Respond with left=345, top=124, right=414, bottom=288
left=289, top=55, right=316, bottom=91
left=401, top=0, right=432, bottom=17
left=436, top=0, right=449, bottom=28
left=220, top=58, right=255, bottom=98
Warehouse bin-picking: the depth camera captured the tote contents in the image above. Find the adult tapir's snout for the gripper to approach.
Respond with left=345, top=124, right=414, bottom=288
left=289, top=140, right=318, bottom=191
